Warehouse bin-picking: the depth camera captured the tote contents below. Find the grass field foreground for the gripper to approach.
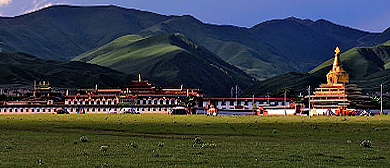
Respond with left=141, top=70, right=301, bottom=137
left=1, top=114, right=390, bottom=167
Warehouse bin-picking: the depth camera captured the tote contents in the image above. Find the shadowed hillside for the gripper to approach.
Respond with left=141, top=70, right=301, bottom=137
left=249, top=17, right=378, bottom=67
left=73, top=33, right=254, bottom=96
left=0, top=52, right=133, bottom=88
left=137, top=15, right=299, bottom=80
left=0, top=5, right=171, bottom=60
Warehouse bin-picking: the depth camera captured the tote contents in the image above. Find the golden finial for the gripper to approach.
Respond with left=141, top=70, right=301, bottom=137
left=335, top=47, right=340, bottom=55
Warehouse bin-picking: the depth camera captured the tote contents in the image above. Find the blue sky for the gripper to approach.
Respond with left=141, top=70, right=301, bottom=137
left=0, top=0, right=389, bottom=32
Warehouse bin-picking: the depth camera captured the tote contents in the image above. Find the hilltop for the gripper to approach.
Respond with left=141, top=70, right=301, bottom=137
left=0, top=5, right=171, bottom=60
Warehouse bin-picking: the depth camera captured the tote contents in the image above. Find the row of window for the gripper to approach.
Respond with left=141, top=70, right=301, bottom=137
left=1, top=108, right=55, bottom=113
left=0, top=107, right=171, bottom=113
left=205, top=101, right=289, bottom=107
left=64, top=100, right=180, bottom=106
left=140, top=100, right=178, bottom=105
left=66, top=101, right=116, bottom=105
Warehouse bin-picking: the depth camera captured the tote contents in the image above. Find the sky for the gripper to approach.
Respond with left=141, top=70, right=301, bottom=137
left=0, top=0, right=389, bottom=32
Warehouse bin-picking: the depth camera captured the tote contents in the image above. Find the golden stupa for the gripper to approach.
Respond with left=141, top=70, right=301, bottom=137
left=309, top=47, right=377, bottom=111
left=326, top=47, right=349, bottom=85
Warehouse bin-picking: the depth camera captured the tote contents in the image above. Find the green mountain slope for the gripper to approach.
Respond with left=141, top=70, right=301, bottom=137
left=73, top=33, right=254, bottom=96
left=245, top=40, right=390, bottom=95
left=138, top=16, right=383, bottom=78
left=137, top=16, right=306, bottom=79
left=0, top=52, right=132, bottom=88
left=310, top=41, right=390, bottom=79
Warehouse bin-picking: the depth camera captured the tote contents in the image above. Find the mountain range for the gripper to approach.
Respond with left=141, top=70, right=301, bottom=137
left=0, top=5, right=390, bottom=96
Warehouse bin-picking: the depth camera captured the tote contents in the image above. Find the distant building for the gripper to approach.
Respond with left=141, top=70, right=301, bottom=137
left=63, top=75, right=203, bottom=113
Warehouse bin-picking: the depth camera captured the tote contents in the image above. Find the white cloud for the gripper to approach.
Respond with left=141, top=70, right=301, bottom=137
left=0, top=12, right=2, bottom=16
left=24, top=0, right=67, bottom=14
left=0, top=0, right=11, bottom=7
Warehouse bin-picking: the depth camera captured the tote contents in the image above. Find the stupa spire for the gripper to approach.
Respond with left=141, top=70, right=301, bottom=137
left=332, top=47, right=341, bottom=71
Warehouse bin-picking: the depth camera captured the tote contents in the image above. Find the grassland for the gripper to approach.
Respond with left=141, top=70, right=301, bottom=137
left=1, top=114, right=390, bottom=167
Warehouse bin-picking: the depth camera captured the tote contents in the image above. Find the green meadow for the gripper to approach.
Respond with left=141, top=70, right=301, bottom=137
left=1, top=114, right=390, bottom=167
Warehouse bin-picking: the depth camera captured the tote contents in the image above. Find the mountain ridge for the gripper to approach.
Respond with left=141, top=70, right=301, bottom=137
left=1, top=5, right=389, bottom=80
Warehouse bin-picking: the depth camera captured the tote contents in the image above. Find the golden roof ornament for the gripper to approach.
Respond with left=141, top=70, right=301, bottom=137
left=335, top=47, right=340, bottom=55
left=326, top=47, right=349, bottom=85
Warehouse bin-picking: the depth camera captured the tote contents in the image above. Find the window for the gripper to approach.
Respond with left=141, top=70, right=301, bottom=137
left=10, top=109, right=12, bottom=112
left=37, top=109, right=40, bottom=112
left=25, top=109, right=29, bottom=112
left=43, top=109, right=45, bottom=112
left=48, top=109, right=51, bottom=112
left=31, top=109, right=34, bottom=112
